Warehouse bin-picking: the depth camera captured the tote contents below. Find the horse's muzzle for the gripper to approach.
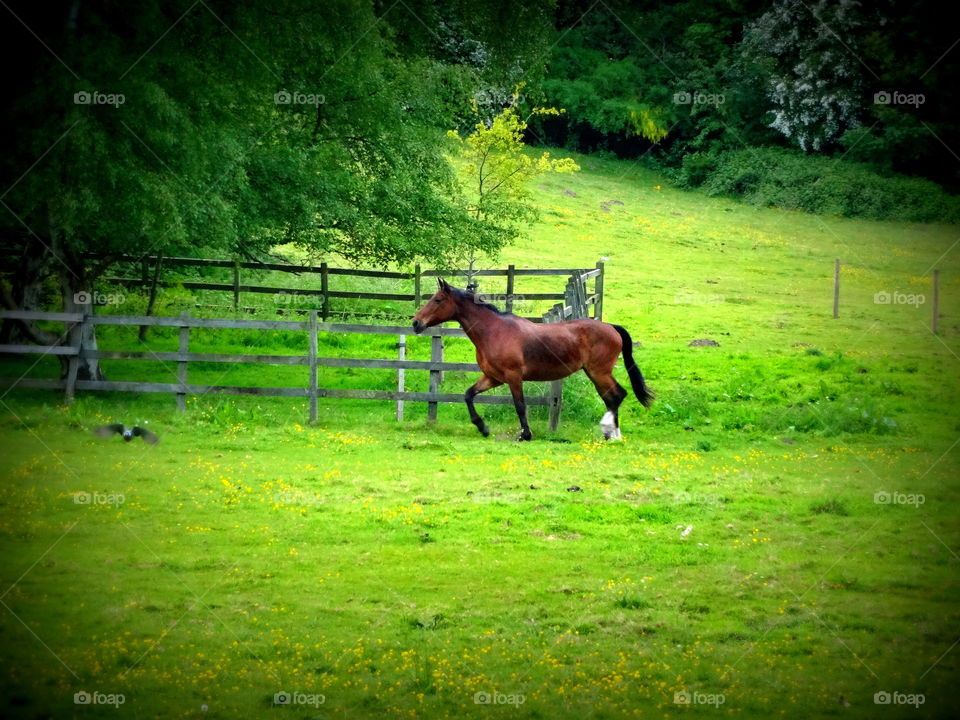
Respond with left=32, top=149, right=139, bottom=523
left=412, top=319, right=425, bottom=334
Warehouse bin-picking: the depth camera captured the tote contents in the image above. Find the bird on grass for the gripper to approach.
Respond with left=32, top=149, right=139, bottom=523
left=93, top=423, right=159, bottom=445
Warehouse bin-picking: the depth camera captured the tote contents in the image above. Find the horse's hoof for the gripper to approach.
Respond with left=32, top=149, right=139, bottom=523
left=517, top=431, right=532, bottom=442
left=480, top=426, right=490, bottom=438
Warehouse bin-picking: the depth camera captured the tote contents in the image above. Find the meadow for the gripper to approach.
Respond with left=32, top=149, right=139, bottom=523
left=1, top=153, right=958, bottom=718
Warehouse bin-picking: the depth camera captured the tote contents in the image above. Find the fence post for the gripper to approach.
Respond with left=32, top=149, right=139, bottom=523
left=506, top=264, right=516, bottom=313
left=396, top=334, right=406, bottom=421
left=833, top=258, right=840, bottom=319
left=543, top=307, right=564, bottom=430
left=413, top=264, right=421, bottom=311
left=64, top=317, right=82, bottom=405
left=428, top=333, right=442, bottom=422
left=932, top=269, right=940, bottom=334
left=594, top=260, right=605, bottom=320
left=565, top=278, right=576, bottom=318
left=321, top=262, right=329, bottom=321
left=233, top=260, right=240, bottom=310
left=575, top=275, right=587, bottom=318
left=308, top=310, right=318, bottom=424
left=177, top=311, right=189, bottom=412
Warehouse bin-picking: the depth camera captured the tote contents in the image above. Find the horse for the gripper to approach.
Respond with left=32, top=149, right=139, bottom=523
left=412, top=278, right=653, bottom=441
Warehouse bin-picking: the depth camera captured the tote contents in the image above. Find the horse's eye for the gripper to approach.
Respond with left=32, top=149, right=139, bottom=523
left=434, top=298, right=442, bottom=303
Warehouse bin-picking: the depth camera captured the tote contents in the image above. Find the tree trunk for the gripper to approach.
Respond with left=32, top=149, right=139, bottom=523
left=48, top=212, right=105, bottom=381
left=139, top=255, right=163, bottom=342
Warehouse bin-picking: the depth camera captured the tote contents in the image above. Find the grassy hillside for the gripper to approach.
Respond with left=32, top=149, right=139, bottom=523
left=1, top=155, right=958, bottom=719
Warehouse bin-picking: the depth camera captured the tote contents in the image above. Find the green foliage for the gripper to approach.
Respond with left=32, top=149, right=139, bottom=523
left=677, top=148, right=960, bottom=222
left=446, top=107, right=579, bottom=256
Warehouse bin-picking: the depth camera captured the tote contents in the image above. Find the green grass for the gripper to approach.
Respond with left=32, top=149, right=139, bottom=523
left=1, top=152, right=958, bottom=718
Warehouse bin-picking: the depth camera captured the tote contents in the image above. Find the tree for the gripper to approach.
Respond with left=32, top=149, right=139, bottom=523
left=446, top=106, right=579, bottom=283
left=0, top=0, right=552, bottom=377
left=743, top=0, right=865, bottom=152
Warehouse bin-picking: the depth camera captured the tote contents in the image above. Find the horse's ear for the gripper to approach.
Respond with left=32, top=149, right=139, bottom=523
left=438, top=278, right=450, bottom=292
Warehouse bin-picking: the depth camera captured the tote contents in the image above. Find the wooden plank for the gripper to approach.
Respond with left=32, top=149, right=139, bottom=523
left=85, top=350, right=310, bottom=364
left=177, top=312, right=189, bottom=412
left=64, top=319, right=82, bottom=405
left=316, top=357, right=478, bottom=371
left=75, top=380, right=311, bottom=397
left=315, top=388, right=551, bottom=404
left=428, top=335, right=442, bottom=422
left=413, top=263, right=421, bottom=314
left=232, top=261, right=240, bottom=309
left=308, top=311, right=318, bottom=423
left=396, top=334, right=405, bottom=421
left=594, top=260, right=604, bottom=320
left=325, top=290, right=414, bottom=301
left=420, top=268, right=590, bottom=277
left=0, top=310, right=84, bottom=323
left=0, top=344, right=78, bottom=356
left=548, top=380, right=563, bottom=431
left=78, top=350, right=474, bottom=371
left=507, top=293, right=565, bottom=301
left=0, top=377, right=65, bottom=390
left=506, top=264, right=515, bottom=313
left=320, top=262, right=329, bottom=321
left=90, top=315, right=309, bottom=330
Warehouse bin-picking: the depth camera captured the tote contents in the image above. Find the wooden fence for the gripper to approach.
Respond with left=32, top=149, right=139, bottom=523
left=0, top=310, right=573, bottom=430
left=0, top=264, right=599, bottom=428
left=91, top=254, right=606, bottom=322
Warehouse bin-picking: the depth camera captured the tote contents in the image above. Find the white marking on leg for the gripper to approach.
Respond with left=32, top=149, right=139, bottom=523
left=612, top=426, right=622, bottom=441
left=600, top=411, right=616, bottom=440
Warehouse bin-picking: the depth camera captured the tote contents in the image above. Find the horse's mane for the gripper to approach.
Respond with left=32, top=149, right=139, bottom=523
left=452, top=287, right=511, bottom=316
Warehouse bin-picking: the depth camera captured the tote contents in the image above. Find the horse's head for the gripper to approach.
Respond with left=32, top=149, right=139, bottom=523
left=412, top=278, right=459, bottom=333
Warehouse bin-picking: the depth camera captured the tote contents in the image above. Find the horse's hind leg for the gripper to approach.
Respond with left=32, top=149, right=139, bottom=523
left=465, top=375, right=502, bottom=437
left=585, top=369, right=628, bottom=440
left=507, top=377, right=533, bottom=442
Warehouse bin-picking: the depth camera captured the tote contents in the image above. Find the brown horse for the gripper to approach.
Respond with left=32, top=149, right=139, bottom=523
left=412, top=279, right=653, bottom=441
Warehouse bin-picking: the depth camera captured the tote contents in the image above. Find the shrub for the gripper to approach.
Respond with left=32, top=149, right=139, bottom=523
left=677, top=147, right=960, bottom=223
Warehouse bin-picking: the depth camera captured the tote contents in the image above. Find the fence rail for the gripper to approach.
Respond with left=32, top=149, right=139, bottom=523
left=0, top=311, right=560, bottom=425
left=83, top=254, right=605, bottom=321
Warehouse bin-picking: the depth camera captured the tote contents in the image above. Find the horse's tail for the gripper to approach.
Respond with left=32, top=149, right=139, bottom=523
left=610, top=324, right=654, bottom=408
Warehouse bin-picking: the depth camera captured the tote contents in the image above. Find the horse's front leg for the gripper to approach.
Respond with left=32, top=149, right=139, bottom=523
left=507, top=378, right=532, bottom=441
left=465, top=375, right=502, bottom=437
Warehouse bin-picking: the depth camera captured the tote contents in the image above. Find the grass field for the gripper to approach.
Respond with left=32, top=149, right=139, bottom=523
left=1, top=153, right=958, bottom=718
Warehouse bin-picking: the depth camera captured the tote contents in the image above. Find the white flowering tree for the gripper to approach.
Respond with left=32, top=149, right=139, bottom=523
left=744, top=0, right=864, bottom=151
